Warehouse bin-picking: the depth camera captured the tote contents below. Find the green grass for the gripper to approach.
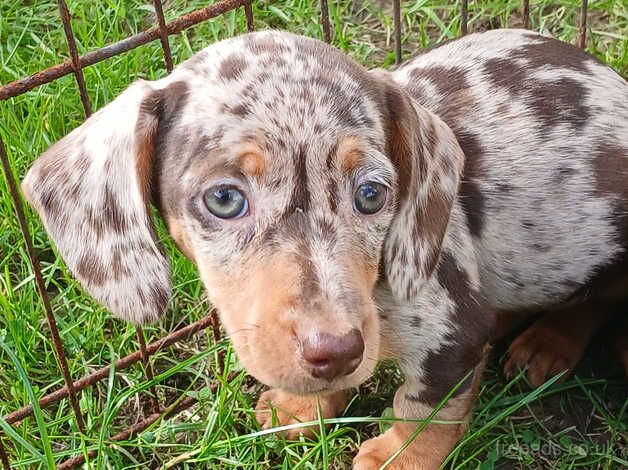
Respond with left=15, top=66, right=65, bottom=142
left=0, top=0, right=627, bottom=468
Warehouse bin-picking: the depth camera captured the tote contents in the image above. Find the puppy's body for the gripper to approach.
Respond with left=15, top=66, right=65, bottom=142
left=376, top=28, right=628, bottom=382
left=21, top=28, right=627, bottom=469
left=397, top=30, right=627, bottom=311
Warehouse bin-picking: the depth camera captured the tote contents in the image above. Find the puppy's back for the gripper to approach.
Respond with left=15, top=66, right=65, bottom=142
left=393, top=29, right=628, bottom=311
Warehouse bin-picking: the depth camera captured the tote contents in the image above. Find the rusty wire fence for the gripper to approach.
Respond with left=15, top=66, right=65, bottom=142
left=0, top=0, right=592, bottom=468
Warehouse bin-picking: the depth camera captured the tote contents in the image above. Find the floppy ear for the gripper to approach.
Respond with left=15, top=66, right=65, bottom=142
left=373, top=69, right=465, bottom=301
left=22, top=79, right=186, bottom=324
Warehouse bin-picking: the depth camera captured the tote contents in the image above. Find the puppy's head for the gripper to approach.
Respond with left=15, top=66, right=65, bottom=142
left=22, top=31, right=464, bottom=394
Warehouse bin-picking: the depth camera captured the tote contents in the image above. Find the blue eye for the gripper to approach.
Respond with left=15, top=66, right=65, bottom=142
left=354, top=182, right=387, bottom=215
left=203, top=186, right=248, bottom=219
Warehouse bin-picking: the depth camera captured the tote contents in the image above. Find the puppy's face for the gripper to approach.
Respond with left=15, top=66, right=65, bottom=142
left=158, top=34, right=396, bottom=393
left=22, top=31, right=463, bottom=395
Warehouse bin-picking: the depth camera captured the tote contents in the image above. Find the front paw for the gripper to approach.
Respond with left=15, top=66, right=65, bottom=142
left=255, top=388, right=346, bottom=439
left=353, top=426, right=443, bottom=470
left=354, top=433, right=402, bottom=469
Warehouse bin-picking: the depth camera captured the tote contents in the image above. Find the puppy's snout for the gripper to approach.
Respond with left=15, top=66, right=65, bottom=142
left=301, top=329, right=364, bottom=381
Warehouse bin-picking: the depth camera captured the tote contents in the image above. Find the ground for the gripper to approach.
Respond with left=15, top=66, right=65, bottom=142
left=0, top=0, right=626, bottom=468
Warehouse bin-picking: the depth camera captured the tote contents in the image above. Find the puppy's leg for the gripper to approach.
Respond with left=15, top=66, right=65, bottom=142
left=504, top=301, right=611, bottom=387
left=353, top=362, right=485, bottom=470
left=355, top=268, right=491, bottom=469
left=255, top=389, right=348, bottom=439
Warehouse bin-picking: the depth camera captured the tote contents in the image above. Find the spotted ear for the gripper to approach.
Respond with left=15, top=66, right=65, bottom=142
left=373, top=69, right=465, bottom=301
left=22, top=79, right=187, bottom=324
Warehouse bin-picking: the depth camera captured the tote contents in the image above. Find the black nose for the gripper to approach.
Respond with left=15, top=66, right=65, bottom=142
left=301, top=329, right=364, bottom=381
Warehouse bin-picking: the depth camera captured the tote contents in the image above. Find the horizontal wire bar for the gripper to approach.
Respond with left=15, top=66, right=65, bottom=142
left=56, top=395, right=200, bottom=470
left=3, top=314, right=214, bottom=425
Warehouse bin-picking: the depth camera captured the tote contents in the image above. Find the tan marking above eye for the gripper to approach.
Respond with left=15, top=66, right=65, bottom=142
left=337, top=136, right=365, bottom=174
left=236, top=145, right=266, bottom=177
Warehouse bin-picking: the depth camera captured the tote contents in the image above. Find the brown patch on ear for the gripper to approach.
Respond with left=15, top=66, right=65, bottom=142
left=380, top=81, right=416, bottom=202
left=139, top=80, right=189, bottom=208
left=135, top=104, right=159, bottom=204
left=337, top=136, right=365, bottom=174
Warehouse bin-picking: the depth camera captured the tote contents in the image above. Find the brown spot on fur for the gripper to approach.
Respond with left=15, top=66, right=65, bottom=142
left=229, top=102, right=252, bottom=117
left=76, top=252, right=108, bottom=286
left=261, top=55, right=288, bottom=68
left=38, top=185, right=62, bottom=218
left=406, top=66, right=476, bottom=128
left=218, top=54, right=248, bottom=81
left=413, top=252, right=491, bottom=405
left=245, top=34, right=290, bottom=55
left=103, top=184, right=127, bottom=233
left=592, top=141, right=628, bottom=242
left=151, top=283, right=170, bottom=319
left=410, top=66, right=471, bottom=100
left=110, top=248, right=127, bottom=281
left=456, top=131, right=485, bottom=237
left=285, top=144, right=310, bottom=215
left=513, top=34, right=603, bottom=72
left=483, top=58, right=590, bottom=135
left=414, top=185, right=453, bottom=277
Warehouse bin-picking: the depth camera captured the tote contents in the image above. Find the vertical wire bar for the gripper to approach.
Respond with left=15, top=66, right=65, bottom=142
left=152, top=0, right=174, bottom=73
left=393, top=0, right=402, bottom=64
left=0, top=137, right=85, bottom=433
left=461, top=0, right=468, bottom=36
left=320, top=0, right=332, bottom=43
left=244, top=1, right=254, bottom=32
left=578, top=0, right=588, bottom=49
left=56, top=0, right=92, bottom=118
left=0, top=437, right=10, bottom=470
left=522, top=0, right=530, bottom=29
left=210, top=309, right=225, bottom=375
left=135, top=327, right=159, bottom=414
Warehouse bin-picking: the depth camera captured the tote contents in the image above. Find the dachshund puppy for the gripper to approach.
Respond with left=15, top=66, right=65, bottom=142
left=22, top=29, right=627, bottom=468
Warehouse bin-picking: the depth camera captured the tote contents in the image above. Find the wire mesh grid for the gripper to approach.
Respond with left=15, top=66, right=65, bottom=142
left=0, top=0, right=591, bottom=467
